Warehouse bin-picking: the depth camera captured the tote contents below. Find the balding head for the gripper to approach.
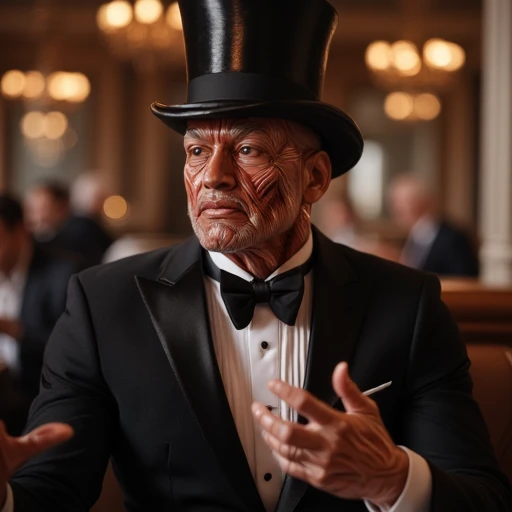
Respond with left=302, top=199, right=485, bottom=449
left=388, top=174, right=435, bottom=230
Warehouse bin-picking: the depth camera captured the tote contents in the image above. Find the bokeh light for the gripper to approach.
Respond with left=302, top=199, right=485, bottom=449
left=134, top=0, right=163, bottom=24
left=414, top=93, right=442, bottom=120
left=22, top=71, right=45, bottom=99
left=43, top=111, right=69, bottom=139
left=1, top=70, right=26, bottom=98
left=384, top=92, right=414, bottom=121
left=20, top=111, right=45, bottom=139
left=365, top=41, right=392, bottom=71
left=105, top=0, right=133, bottom=29
left=104, top=195, right=129, bottom=219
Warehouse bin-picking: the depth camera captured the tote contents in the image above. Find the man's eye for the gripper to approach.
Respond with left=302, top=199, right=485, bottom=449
left=192, top=147, right=203, bottom=156
left=240, top=146, right=253, bottom=155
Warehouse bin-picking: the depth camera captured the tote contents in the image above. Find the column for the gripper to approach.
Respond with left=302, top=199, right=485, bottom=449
left=479, top=0, right=512, bottom=285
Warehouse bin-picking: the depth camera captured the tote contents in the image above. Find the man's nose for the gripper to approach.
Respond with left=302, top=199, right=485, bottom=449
left=203, top=148, right=236, bottom=190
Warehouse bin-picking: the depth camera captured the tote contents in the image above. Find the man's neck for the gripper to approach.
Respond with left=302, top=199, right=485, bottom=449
left=223, top=221, right=311, bottom=279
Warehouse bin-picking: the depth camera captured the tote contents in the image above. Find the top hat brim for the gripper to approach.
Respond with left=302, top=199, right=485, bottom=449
left=151, top=100, right=363, bottom=178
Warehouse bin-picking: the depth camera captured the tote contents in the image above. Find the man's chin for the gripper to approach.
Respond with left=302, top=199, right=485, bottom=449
left=193, top=221, right=254, bottom=254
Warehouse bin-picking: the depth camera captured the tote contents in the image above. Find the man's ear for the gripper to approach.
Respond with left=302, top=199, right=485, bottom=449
left=303, top=151, right=332, bottom=205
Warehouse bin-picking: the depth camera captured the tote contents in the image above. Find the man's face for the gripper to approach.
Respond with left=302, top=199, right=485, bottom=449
left=0, top=220, right=23, bottom=275
left=24, top=189, right=67, bottom=238
left=184, top=118, right=318, bottom=253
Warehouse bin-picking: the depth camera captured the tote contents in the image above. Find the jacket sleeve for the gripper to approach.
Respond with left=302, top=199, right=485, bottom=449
left=399, top=274, right=512, bottom=511
left=10, top=274, right=116, bottom=512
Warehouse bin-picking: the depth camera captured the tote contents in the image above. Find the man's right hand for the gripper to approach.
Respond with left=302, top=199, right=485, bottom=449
left=0, top=421, right=74, bottom=507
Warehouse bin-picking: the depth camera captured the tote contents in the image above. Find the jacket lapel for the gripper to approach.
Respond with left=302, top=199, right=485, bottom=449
left=276, top=229, right=371, bottom=512
left=136, top=237, right=265, bottom=512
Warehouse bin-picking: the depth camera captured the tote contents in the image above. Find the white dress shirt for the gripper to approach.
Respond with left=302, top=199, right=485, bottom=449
left=2, top=234, right=431, bottom=512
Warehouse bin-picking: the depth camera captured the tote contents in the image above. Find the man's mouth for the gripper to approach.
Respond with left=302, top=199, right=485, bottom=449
left=199, top=200, right=245, bottom=219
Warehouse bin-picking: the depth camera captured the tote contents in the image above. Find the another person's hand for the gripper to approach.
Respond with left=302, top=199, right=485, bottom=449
left=252, top=362, right=409, bottom=509
left=0, top=421, right=73, bottom=506
left=0, top=320, right=22, bottom=340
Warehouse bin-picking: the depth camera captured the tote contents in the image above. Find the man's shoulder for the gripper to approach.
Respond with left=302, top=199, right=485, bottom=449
left=77, top=238, right=192, bottom=288
left=334, top=241, right=438, bottom=293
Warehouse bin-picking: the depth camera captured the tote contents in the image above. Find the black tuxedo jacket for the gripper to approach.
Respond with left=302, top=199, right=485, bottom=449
left=421, top=222, right=479, bottom=277
left=10, top=230, right=512, bottom=511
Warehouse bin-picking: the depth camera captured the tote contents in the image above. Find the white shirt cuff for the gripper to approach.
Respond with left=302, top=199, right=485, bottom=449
left=364, top=447, right=432, bottom=512
left=1, top=484, right=13, bottom=512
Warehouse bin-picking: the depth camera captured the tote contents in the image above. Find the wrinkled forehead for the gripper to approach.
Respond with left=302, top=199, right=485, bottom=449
left=185, top=118, right=320, bottom=148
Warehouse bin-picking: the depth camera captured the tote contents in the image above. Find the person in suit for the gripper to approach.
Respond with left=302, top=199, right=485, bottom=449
left=0, top=1, right=510, bottom=511
left=0, top=194, right=81, bottom=434
left=24, top=181, right=112, bottom=267
left=389, top=173, right=480, bottom=276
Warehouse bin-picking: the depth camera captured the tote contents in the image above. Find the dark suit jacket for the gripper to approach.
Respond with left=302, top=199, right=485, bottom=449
left=10, top=230, right=512, bottom=511
left=421, top=222, right=479, bottom=277
left=19, top=245, right=82, bottom=399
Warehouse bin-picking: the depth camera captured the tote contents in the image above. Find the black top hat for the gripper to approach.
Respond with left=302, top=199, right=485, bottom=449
left=151, top=0, right=364, bottom=178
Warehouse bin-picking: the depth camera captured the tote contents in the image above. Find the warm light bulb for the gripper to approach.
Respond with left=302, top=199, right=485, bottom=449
left=105, top=0, right=133, bottom=29
left=22, top=71, right=45, bottom=99
left=413, top=93, right=442, bottom=121
left=1, top=70, right=26, bottom=98
left=134, top=0, right=163, bottom=24
left=391, top=41, right=421, bottom=73
left=43, top=111, right=69, bottom=139
left=384, top=92, right=414, bottom=121
left=444, top=43, right=466, bottom=71
left=67, top=73, right=91, bottom=102
left=424, top=39, right=452, bottom=69
left=365, top=41, right=392, bottom=71
left=104, top=195, right=129, bottom=219
left=20, top=111, right=45, bottom=139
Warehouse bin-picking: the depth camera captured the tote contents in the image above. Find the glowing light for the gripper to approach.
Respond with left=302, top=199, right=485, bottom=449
left=20, top=111, right=45, bottom=139
left=43, top=111, right=68, bottom=139
left=444, top=42, right=466, bottom=71
left=391, top=41, right=421, bottom=74
left=365, top=41, right=392, bottom=71
left=384, top=92, right=414, bottom=121
left=22, top=71, right=45, bottom=99
left=48, top=72, right=90, bottom=103
left=1, top=70, right=26, bottom=98
left=424, top=39, right=465, bottom=71
left=104, top=0, right=133, bottom=29
left=104, top=195, right=129, bottom=219
left=413, top=93, right=442, bottom=121
left=166, top=2, right=182, bottom=31
left=134, top=0, right=163, bottom=24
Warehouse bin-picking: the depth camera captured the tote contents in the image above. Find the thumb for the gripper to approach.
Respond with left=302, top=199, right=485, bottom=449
left=332, top=362, right=374, bottom=415
left=12, top=423, right=74, bottom=470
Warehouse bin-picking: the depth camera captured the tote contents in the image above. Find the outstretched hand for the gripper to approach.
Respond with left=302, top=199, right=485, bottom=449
left=252, top=362, right=408, bottom=509
left=0, top=422, right=73, bottom=506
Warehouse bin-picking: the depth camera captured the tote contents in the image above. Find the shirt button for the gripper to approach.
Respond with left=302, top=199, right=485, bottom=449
left=261, top=341, right=269, bottom=349
left=264, top=473, right=272, bottom=482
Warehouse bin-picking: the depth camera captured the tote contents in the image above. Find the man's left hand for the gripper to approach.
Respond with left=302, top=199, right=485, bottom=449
left=251, top=362, right=409, bottom=509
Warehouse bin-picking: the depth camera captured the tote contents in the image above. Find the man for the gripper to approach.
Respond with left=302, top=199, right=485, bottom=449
left=24, top=181, right=112, bottom=267
left=0, top=195, right=80, bottom=434
left=389, top=173, right=479, bottom=277
left=0, top=1, right=510, bottom=511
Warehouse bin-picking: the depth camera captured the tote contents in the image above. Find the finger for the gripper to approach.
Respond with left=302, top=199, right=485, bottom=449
left=272, top=451, right=315, bottom=483
left=14, top=423, right=74, bottom=467
left=267, top=380, right=335, bottom=425
left=332, top=362, right=377, bottom=415
left=252, top=403, right=326, bottom=450
left=260, top=429, right=321, bottom=464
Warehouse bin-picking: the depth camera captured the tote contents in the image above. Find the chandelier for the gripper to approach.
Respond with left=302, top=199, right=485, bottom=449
left=96, top=0, right=184, bottom=71
left=365, top=39, right=466, bottom=122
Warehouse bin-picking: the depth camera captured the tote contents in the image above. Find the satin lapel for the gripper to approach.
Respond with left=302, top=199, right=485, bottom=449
left=276, top=229, right=371, bottom=512
left=136, top=237, right=265, bottom=512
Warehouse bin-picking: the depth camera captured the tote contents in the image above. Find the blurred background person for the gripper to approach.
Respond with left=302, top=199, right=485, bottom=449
left=321, top=196, right=362, bottom=248
left=388, top=173, right=479, bottom=277
left=0, top=194, right=81, bottom=434
left=24, top=180, right=113, bottom=267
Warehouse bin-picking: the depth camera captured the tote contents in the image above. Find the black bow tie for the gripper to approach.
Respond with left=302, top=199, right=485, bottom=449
left=204, top=253, right=313, bottom=330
